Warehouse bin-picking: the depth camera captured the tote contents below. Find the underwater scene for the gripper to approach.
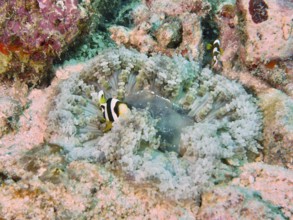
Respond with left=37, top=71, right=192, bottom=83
left=0, top=0, right=292, bottom=219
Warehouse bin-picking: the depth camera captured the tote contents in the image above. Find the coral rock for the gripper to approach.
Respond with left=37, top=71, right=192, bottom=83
left=0, top=97, right=21, bottom=137
left=258, top=88, right=293, bottom=169
left=237, top=0, right=293, bottom=66
left=110, top=1, right=208, bottom=59
left=232, top=162, right=293, bottom=219
left=154, top=18, right=183, bottom=48
left=198, top=186, right=287, bottom=219
left=0, top=0, right=87, bottom=84
left=215, top=3, right=240, bottom=70
left=249, top=0, right=269, bottom=23
left=144, top=0, right=211, bottom=16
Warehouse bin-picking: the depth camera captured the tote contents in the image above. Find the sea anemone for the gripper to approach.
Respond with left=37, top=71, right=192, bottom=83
left=48, top=47, right=262, bottom=202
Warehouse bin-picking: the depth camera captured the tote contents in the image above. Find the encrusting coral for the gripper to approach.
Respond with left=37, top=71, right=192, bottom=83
left=0, top=0, right=87, bottom=84
left=48, top=47, right=262, bottom=202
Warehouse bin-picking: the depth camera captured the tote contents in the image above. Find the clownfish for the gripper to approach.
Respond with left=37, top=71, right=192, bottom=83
left=206, top=39, right=223, bottom=69
left=98, top=90, right=130, bottom=132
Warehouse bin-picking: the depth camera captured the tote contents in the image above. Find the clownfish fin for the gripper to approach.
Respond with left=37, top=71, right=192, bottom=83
left=220, top=48, right=224, bottom=55
left=206, top=43, right=213, bottom=50
left=98, top=90, right=107, bottom=105
left=103, top=121, right=113, bottom=132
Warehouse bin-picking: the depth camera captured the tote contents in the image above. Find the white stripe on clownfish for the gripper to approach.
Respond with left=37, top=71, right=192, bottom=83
left=206, top=39, right=223, bottom=69
left=213, top=47, right=220, bottom=55
left=213, top=39, right=220, bottom=46
left=211, top=39, right=222, bottom=68
left=110, top=98, right=119, bottom=121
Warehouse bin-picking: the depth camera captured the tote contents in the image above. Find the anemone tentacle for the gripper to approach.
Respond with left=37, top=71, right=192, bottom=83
left=48, top=47, right=262, bottom=202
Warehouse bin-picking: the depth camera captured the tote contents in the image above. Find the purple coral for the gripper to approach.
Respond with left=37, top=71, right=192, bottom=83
left=0, top=0, right=87, bottom=82
left=1, top=0, right=83, bottom=54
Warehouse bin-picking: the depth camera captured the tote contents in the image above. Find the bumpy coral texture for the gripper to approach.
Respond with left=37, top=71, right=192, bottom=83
left=0, top=0, right=86, bottom=83
left=48, top=48, right=262, bottom=201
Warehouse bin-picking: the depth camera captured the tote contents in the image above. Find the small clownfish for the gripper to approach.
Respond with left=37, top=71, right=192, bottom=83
left=207, top=39, right=223, bottom=69
left=98, top=90, right=130, bottom=132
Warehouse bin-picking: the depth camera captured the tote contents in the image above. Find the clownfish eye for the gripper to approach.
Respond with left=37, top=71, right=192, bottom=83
left=100, top=105, right=105, bottom=112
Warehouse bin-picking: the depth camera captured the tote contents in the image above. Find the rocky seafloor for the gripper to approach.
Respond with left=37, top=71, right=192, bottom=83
left=0, top=0, right=292, bottom=219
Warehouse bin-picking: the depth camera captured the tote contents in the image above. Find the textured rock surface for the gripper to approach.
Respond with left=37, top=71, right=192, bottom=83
left=198, top=186, right=287, bottom=219
left=0, top=0, right=87, bottom=84
left=258, top=88, right=293, bottom=169
left=144, top=0, right=211, bottom=16
left=214, top=0, right=293, bottom=98
left=0, top=97, right=22, bottom=137
left=237, top=0, right=293, bottom=66
left=110, top=0, right=209, bottom=59
left=0, top=150, right=197, bottom=219
left=232, top=162, right=293, bottom=219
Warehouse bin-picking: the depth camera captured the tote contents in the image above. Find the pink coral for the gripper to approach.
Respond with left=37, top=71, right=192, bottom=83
left=237, top=0, right=293, bottom=66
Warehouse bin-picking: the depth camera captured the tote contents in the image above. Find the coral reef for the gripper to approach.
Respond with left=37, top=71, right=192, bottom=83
left=109, top=0, right=211, bottom=59
left=144, top=0, right=211, bottom=16
left=219, top=67, right=293, bottom=169
left=48, top=47, right=262, bottom=202
left=0, top=0, right=87, bottom=84
left=0, top=0, right=292, bottom=217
